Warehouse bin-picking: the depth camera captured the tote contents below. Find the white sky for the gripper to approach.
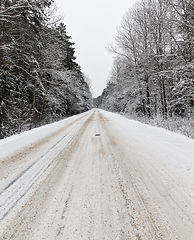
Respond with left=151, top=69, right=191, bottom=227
left=54, top=0, right=137, bottom=97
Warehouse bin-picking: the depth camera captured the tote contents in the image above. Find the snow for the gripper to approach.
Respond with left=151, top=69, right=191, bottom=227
left=0, top=111, right=89, bottom=160
left=102, top=109, right=194, bottom=158
left=1, top=108, right=194, bottom=194
left=0, top=109, right=194, bottom=239
left=102, top=109, right=194, bottom=181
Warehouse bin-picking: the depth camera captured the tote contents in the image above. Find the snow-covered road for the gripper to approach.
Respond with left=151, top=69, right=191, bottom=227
left=0, top=109, right=194, bottom=239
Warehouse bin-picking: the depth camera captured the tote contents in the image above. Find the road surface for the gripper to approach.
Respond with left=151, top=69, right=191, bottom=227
left=0, top=109, right=194, bottom=239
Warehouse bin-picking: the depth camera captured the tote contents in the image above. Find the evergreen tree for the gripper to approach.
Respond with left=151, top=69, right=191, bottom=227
left=0, top=0, right=93, bottom=139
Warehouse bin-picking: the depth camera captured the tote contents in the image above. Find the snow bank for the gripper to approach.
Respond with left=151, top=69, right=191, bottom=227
left=0, top=111, right=89, bottom=159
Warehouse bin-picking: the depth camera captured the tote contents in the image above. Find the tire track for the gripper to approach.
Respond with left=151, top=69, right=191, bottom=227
left=1, top=109, right=193, bottom=239
left=0, top=112, right=93, bottom=227
left=0, top=111, right=95, bottom=239
left=98, top=111, right=174, bottom=239
left=0, top=113, right=88, bottom=183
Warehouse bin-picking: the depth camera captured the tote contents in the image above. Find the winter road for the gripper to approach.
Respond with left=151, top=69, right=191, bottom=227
left=0, top=109, right=194, bottom=239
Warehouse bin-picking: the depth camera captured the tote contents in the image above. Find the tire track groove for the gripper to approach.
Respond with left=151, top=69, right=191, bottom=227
left=0, top=113, right=92, bottom=223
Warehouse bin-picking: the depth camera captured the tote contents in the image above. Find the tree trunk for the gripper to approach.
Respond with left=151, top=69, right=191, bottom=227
left=0, top=0, right=8, bottom=69
left=134, top=65, right=146, bottom=115
left=145, top=72, right=151, bottom=117
left=160, top=76, right=167, bottom=117
left=0, top=20, right=6, bottom=69
left=31, top=78, right=37, bottom=129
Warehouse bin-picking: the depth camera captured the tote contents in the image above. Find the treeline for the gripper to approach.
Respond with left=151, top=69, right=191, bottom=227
left=98, top=0, right=194, bottom=119
left=0, top=0, right=93, bottom=139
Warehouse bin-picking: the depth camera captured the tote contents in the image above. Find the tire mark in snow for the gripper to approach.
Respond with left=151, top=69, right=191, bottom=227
left=54, top=113, right=98, bottom=240
left=0, top=133, right=68, bottom=195
left=98, top=112, right=166, bottom=239
left=0, top=112, right=95, bottom=239
left=0, top=113, right=92, bottom=223
left=1, top=109, right=193, bottom=239
left=56, top=185, right=74, bottom=237
left=0, top=113, right=88, bottom=185
left=99, top=111, right=193, bottom=239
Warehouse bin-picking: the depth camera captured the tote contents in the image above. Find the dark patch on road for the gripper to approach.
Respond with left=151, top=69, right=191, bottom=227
left=95, top=134, right=101, bottom=137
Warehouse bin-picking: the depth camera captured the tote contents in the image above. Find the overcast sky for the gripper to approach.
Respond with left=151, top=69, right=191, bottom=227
left=54, top=0, right=137, bottom=97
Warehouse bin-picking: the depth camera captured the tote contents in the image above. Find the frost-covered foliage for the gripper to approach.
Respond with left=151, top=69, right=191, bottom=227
left=0, top=0, right=92, bottom=139
left=171, top=63, right=194, bottom=111
left=99, top=0, right=194, bottom=129
left=127, top=114, right=194, bottom=139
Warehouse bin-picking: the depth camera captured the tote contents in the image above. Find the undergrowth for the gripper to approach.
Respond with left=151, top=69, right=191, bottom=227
left=126, top=114, right=194, bottom=139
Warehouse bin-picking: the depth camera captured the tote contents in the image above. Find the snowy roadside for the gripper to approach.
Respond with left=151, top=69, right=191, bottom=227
left=101, top=109, right=194, bottom=176
left=0, top=111, right=91, bottom=159
left=125, top=113, right=194, bottom=139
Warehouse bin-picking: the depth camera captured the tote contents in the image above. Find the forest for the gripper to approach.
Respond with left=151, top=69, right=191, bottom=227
left=0, top=0, right=93, bottom=139
left=97, top=0, right=194, bottom=125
